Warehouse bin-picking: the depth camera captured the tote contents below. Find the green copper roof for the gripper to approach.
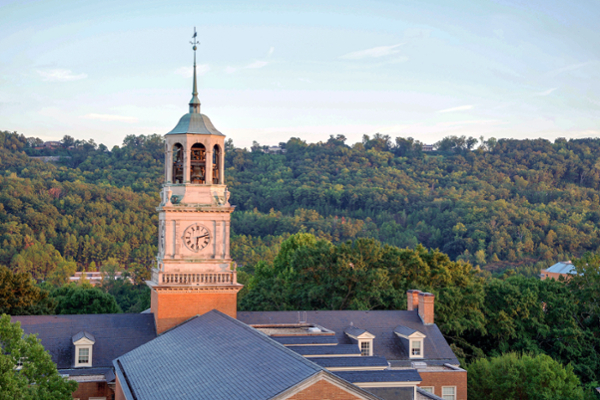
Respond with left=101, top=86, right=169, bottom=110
left=167, top=112, right=223, bottom=135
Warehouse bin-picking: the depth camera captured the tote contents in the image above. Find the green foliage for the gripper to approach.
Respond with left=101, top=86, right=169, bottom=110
left=468, top=275, right=600, bottom=382
left=467, top=353, right=586, bottom=400
left=0, top=266, right=56, bottom=315
left=0, top=314, right=77, bottom=399
left=103, top=279, right=150, bottom=313
left=51, top=283, right=121, bottom=314
left=241, top=233, right=486, bottom=337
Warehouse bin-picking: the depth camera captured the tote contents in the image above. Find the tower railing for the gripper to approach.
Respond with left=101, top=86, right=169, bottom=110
left=153, top=271, right=237, bottom=286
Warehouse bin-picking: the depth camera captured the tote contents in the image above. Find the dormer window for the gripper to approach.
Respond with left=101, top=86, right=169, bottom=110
left=78, top=348, right=90, bottom=364
left=394, top=325, right=426, bottom=359
left=72, top=331, right=95, bottom=368
left=360, top=341, right=371, bottom=356
left=411, top=339, right=422, bottom=357
left=344, top=326, right=376, bottom=357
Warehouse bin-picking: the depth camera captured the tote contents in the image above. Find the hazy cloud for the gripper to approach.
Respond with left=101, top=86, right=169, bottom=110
left=267, top=47, right=275, bottom=57
left=37, top=69, right=87, bottom=82
left=535, top=88, right=557, bottom=96
left=438, top=105, right=474, bottom=113
left=225, top=66, right=237, bottom=74
left=245, top=61, right=269, bottom=69
left=83, top=113, right=137, bottom=123
left=340, top=43, right=404, bottom=60
left=175, top=64, right=210, bottom=78
left=545, top=61, right=597, bottom=78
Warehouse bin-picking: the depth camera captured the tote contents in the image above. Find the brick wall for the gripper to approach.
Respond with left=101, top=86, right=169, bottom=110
left=152, top=289, right=238, bottom=334
left=419, top=370, right=467, bottom=400
left=71, top=381, right=113, bottom=400
left=287, top=379, right=363, bottom=400
left=540, top=271, right=571, bottom=281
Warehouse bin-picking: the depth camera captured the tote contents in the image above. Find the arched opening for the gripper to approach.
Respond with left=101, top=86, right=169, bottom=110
left=172, top=143, right=184, bottom=184
left=190, top=143, right=206, bottom=184
left=212, top=145, right=221, bottom=184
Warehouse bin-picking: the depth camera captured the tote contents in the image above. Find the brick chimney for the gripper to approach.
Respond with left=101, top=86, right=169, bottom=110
left=406, top=290, right=421, bottom=311
left=418, top=292, right=435, bottom=325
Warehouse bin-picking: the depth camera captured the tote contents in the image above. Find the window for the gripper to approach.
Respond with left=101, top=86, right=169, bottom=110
left=442, top=386, right=456, bottom=400
left=172, top=143, right=184, bottom=184
left=360, top=341, right=371, bottom=356
left=190, top=143, right=206, bottom=184
left=212, top=145, right=221, bottom=184
left=411, top=340, right=421, bottom=356
left=78, top=348, right=89, bottom=364
left=15, top=357, right=25, bottom=370
left=420, top=387, right=434, bottom=394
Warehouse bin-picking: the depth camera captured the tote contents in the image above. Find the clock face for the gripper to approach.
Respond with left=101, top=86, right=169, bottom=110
left=183, top=223, right=211, bottom=252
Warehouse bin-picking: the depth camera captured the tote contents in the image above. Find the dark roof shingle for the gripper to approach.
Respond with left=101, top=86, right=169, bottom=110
left=114, top=310, right=325, bottom=400
left=11, top=314, right=157, bottom=369
left=238, top=310, right=458, bottom=365
left=334, top=369, right=421, bottom=383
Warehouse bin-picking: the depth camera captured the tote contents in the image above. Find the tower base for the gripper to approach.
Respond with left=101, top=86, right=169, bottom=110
left=149, top=285, right=242, bottom=334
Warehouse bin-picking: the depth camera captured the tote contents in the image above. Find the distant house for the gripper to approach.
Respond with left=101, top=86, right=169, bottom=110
left=43, top=141, right=62, bottom=148
left=69, top=271, right=130, bottom=287
left=540, top=261, right=576, bottom=281
left=264, top=145, right=286, bottom=154
left=422, top=145, right=434, bottom=152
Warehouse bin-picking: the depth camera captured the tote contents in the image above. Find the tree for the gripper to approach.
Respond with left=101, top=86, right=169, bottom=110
left=51, top=283, right=121, bottom=314
left=0, top=266, right=55, bottom=315
left=0, top=314, right=78, bottom=399
left=468, top=353, right=586, bottom=400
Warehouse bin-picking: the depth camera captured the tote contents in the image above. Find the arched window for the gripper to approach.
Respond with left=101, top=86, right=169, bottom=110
left=190, top=143, right=206, bottom=184
left=172, top=143, right=183, bottom=184
left=212, top=145, right=221, bottom=184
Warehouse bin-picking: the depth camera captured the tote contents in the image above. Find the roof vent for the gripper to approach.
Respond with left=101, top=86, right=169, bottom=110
left=411, top=361, right=427, bottom=369
left=308, top=327, right=321, bottom=333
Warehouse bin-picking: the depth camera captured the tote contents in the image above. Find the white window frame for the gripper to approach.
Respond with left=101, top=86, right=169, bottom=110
left=73, top=334, right=95, bottom=368
left=359, top=340, right=372, bottom=356
left=410, top=339, right=423, bottom=358
left=441, top=386, right=456, bottom=400
left=75, top=344, right=93, bottom=367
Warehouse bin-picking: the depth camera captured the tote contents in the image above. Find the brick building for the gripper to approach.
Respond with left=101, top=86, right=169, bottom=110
left=540, top=261, right=576, bottom=281
left=11, top=38, right=466, bottom=400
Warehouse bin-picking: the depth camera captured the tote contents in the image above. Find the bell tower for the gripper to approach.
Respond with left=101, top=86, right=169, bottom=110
left=148, top=30, right=242, bottom=334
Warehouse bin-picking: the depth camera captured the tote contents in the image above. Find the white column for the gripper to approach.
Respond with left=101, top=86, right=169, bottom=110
left=219, top=149, right=225, bottom=185
left=183, top=145, right=190, bottom=183
left=206, top=150, right=213, bottom=184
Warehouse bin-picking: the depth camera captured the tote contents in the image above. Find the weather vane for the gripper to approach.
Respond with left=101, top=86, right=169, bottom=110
left=190, top=27, right=199, bottom=52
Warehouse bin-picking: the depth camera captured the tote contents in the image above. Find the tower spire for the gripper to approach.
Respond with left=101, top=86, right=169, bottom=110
left=189, top=27, right=201, bottom=114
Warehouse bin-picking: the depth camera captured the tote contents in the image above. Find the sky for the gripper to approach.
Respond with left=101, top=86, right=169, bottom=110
left=1, top=0, right=599, bottom=149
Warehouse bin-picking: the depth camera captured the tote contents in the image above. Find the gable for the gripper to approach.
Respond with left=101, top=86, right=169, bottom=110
left=276, top=372, right=380, bottom=400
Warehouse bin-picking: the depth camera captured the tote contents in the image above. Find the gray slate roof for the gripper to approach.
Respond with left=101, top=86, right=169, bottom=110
left=72, top=330, right=95, bottom=343
left=114, top=310, right=325, bottom=400
left=271, top=335, right=338, bottom=345
left=417, top=387, right=445, bottom=400
left=345, top=326, right=368, bottom=337
left=545, top=261, right=576, bottom=275
left=238, top=310, right=458, bottom=365
left=167, top=113, right=223, bottom=135
left=310, top=356, right=389, bottom=368
left=333, top=370, right=421, bottom=383
left=394, top=325, right=417, bottom=337
left=289, top=344, right=361, bottom=356
left=12, top=314, right=156, bottom=369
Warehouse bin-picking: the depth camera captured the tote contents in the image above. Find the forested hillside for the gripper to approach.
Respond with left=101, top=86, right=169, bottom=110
left=3, top=130, right=600, bottom=278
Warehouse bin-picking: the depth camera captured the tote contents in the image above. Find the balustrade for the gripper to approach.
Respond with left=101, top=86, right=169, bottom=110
left=158, top=271, right=236, bottom=285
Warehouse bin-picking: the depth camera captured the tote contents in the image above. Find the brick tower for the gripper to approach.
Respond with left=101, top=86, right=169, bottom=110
left=148, top=32, right=242, bottom=334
